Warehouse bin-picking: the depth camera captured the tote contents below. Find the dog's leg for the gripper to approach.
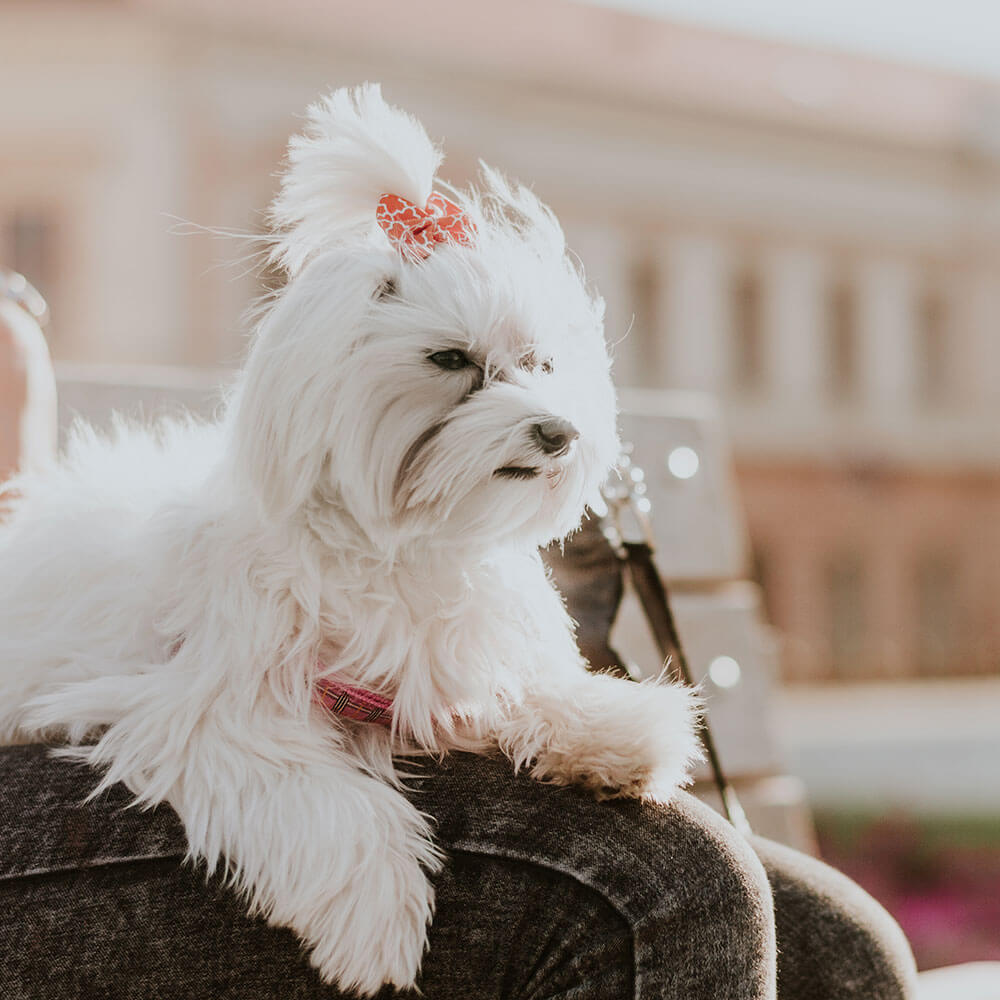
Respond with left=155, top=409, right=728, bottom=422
left=216, top=751, right=439, bottom=995
left=26, top=674, right=439, bottom=996
left=496, top=670, right=701, bottom=802
left=207, top=750, right=439, bottom=995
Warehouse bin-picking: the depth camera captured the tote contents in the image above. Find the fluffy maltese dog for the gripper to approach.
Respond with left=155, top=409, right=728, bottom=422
left=0, top=85, right=699, bottom=994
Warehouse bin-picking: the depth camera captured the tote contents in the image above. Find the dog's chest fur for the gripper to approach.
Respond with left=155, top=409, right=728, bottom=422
left=314, top=546, right=576, bottom=722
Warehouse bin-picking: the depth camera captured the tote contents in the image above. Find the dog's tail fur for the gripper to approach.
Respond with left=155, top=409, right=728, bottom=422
left=269, top=83, right=442, bottom=274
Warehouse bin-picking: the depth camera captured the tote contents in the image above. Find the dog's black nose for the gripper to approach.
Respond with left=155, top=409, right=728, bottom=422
left=533, top=417, right=579, bottom=457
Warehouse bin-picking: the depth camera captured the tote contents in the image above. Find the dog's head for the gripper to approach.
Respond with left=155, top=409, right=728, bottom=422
left=232, top=85, right=619, bottom=552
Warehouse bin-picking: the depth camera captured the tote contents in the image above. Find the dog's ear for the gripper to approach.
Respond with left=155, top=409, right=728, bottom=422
left=270, top=83, right=443, bottom=275
left=231, top=253, right=380, bottom=517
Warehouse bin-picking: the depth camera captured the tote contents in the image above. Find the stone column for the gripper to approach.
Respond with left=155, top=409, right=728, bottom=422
left=855, top=256, right=918, bottom=418
left=761, top=246, right=828, bottom=406
left=562, top=222, right=639, bottom=386
left=959, top=264, right=1000, bottom=412
left=660, top=234, right=731, bottom=394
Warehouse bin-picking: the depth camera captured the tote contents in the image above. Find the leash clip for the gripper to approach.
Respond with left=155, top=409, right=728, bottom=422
left=599, top=445, right=656, bottom=554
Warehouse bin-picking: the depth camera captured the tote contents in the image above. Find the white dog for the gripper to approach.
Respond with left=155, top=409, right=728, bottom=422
left=0, top=85, right=699, bottom=994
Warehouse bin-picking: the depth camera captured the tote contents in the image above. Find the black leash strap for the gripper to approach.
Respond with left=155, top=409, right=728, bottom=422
left=619, top=541, right=751, bottom=835
left=601, top=451, right=752, bottom=835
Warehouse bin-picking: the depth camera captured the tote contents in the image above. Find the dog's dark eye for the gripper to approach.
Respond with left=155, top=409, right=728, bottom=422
left=540, top=359, right=554, bottom=375
left=428, top=349, right=473, bottom=371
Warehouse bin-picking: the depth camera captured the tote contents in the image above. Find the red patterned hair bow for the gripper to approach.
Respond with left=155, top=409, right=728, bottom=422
left=376, top=192, right=476, bottom=258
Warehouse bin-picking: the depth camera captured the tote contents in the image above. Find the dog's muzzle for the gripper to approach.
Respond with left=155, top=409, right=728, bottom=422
left=494, top=418, right=579, bottom=481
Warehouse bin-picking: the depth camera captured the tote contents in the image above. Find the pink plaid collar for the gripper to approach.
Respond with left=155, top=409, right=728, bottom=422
left=315, top=676, right=394, bottom=729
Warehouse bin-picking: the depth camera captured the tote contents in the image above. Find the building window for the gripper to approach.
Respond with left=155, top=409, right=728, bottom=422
left=827, top=552, right=866, bottom=678
left=828, top=278, right=857, bottom=403
left=916, top=288, right=950, bottom=407
left=2, top=210, right=58, bottom=305
left=2, top=210, right=59, bottom=345
left=749, top=544, right=774, bottom=622
left=914, top=553, right=959, bottom=676
left=732, top=267, right=764, bottom=396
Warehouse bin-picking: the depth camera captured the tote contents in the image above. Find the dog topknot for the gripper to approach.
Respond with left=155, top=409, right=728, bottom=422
left=270, top=83, right=444, bottom=273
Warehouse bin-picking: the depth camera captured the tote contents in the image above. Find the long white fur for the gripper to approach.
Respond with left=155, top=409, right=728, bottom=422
left=0, top=83, right=700, bottom=995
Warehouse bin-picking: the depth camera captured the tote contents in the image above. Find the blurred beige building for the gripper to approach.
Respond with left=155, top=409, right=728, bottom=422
left=2, top=0, right=999, bottom=682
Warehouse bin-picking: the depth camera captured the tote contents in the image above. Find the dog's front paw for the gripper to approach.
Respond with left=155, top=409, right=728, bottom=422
left=306, top=850, right=435, bottom=995
left=516, top=675, right=702, bottom=803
